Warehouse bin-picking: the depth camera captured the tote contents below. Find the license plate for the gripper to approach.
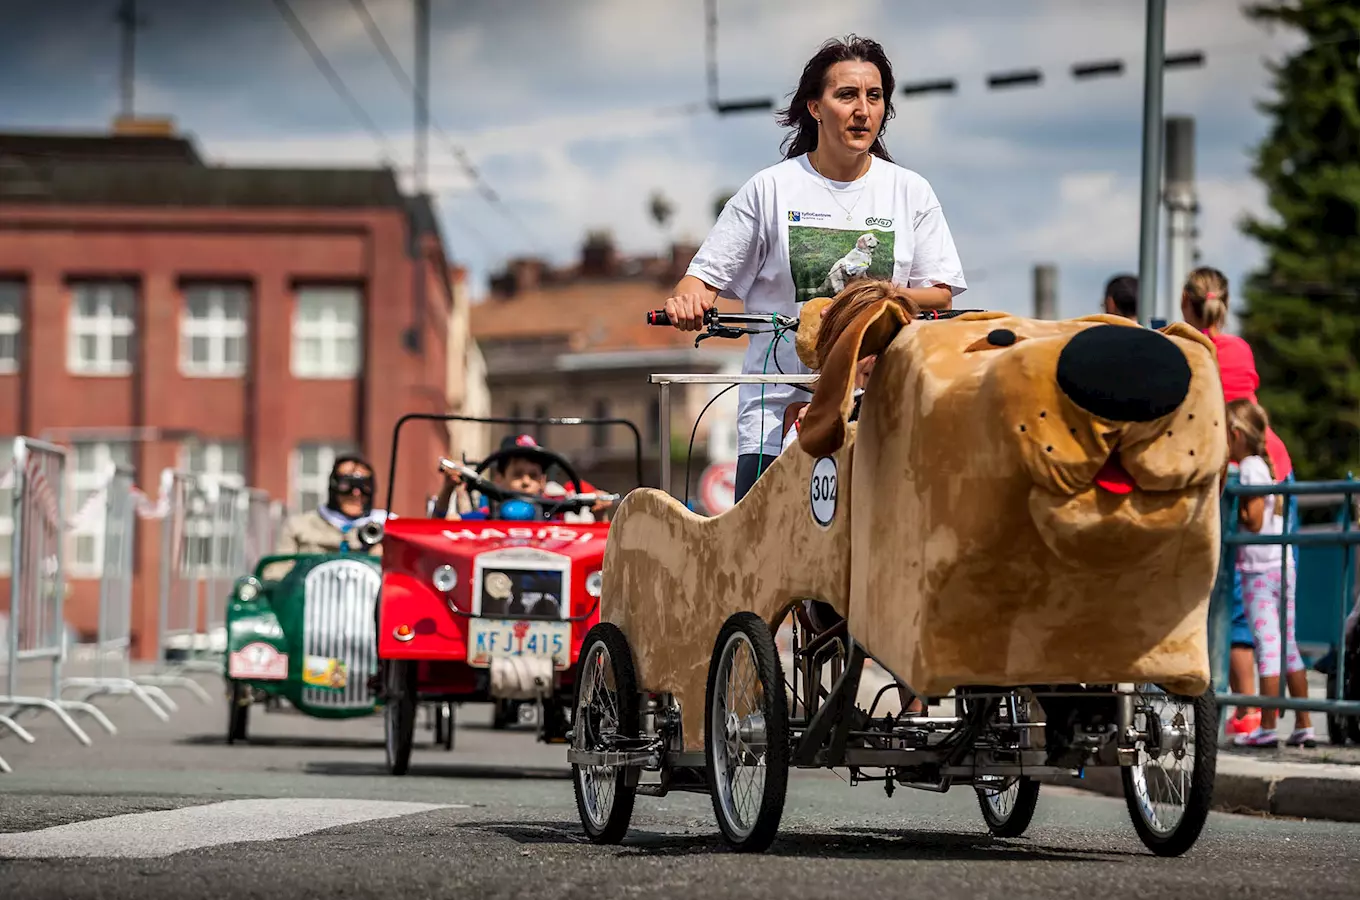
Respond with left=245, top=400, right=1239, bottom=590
left=468, top=619, right=571, bottom=670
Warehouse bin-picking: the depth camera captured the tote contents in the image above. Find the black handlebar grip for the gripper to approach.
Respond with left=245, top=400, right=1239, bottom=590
left=647, top=309, right=671, bottom=326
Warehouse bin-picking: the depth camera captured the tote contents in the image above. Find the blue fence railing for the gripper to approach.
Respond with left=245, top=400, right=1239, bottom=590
left=1208, top=472, right=1359, bottom=717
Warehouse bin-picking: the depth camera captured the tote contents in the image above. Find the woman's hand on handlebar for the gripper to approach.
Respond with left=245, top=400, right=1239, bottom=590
left=663, top=292, right=714, bottom=332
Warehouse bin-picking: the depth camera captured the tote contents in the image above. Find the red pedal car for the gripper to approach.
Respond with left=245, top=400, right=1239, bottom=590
left=372, top=414, right=638, bottom=775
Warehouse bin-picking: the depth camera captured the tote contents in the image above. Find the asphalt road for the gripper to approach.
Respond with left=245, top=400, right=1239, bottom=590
left=2, top=679, right=1359, bottom=900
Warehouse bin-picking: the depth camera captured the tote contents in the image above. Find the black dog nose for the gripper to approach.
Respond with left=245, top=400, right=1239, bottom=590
left=1056, top=325, right=1191, bottom=422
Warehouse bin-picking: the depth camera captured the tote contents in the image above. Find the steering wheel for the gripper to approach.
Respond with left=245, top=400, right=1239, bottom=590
left=454, top=445, right=589, bottom=519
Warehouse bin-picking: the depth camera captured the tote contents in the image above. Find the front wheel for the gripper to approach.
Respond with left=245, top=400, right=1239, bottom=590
left=1120, top=685, right=1216, bottom=857
left=226, top=681, right=250, bottom=745
left=571, top=623, right=639, bottom=844
left=384, top=661, right=417, bottom=775
left=705, top=612, right=789, bottom=853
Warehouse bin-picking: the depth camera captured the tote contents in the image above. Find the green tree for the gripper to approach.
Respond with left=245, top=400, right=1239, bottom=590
left=1238, top=0, right=1360, bottom=480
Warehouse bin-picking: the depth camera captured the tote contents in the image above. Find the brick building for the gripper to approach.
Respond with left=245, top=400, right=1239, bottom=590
left=0, top=122, right=464, bottom=656
left=471, top=234, right=746, bottom=502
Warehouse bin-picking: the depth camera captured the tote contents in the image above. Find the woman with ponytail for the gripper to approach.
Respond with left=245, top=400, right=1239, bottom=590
left=1226, top=399, right=1314, bottom=748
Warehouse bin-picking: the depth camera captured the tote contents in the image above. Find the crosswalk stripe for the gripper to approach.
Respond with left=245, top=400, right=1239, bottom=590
left=0, top=798, right=461, bottom=859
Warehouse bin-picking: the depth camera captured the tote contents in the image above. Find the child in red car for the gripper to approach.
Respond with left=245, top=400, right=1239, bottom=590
left=433, top=434, right=614, bottom=522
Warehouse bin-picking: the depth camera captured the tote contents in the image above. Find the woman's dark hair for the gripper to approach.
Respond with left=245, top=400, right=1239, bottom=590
left=776, top=35, right=897, bottom=162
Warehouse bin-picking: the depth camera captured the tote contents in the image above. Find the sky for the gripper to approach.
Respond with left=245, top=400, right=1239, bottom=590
left=0, top=0, right=1306, bottom=322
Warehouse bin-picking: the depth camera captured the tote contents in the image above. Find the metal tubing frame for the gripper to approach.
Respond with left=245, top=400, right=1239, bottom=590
left=1215, top=475, right=1358, bottom=717
left=649, top=374, right=818, bottom=497
left=1, top=438, right=117, bottom=755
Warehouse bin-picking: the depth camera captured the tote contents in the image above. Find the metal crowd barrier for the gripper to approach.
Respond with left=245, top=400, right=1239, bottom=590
left=138, top=470, right=277, bottom=702
left=1209, top=473, right=1360, bottom=719
left=0, top=438, right=115, bottom=764
left=59, top=464, right=174, bottom=721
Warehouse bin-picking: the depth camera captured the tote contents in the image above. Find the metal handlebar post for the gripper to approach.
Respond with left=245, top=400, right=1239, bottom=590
left=648, top=374, right=819, bottom=498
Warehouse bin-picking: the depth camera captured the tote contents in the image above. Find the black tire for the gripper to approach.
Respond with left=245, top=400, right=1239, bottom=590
left=705, top=611, right=789, bottom=853
left=977, top=778, right=1041, bottom=838
left=1120, top=686, right=1216, bottom=857
left=434, top=702, right=455, bottom=751
left=1326, top=671, right=1348, bottom=746
left=570, top=623, right=639, bottom=845
left=226, top=681, right=250, bottom=745
left=384, top=661, right=417, bottom=776
left=492, top=699, right=518, bottom=730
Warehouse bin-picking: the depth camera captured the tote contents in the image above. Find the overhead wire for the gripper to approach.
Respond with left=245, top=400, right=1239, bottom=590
left=347, top=0, right=548, bottom=254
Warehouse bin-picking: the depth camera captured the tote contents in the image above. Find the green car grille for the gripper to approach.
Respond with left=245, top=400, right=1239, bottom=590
left=301, top=559, right=382, bottom=710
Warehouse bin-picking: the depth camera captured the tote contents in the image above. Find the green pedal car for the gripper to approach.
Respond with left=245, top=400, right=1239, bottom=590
left=223, top=546, right=456, bottom=748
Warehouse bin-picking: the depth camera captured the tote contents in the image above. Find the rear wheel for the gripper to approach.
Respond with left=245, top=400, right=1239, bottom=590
left=384, top=661, right=417, bottom=775
left=226, top=681, right=250, bottom=745
left=433, top=701, right=455, bottom=751
left=977, top=778, right=1041, bottom=837
left=705, top=612, right=789, bottom=853
left=571, top=623, right=639, bottom=844
left=1121, top=685, right=1216, bottom=857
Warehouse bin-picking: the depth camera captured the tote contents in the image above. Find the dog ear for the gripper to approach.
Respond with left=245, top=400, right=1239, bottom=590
left=798, top=297, right=911, bottom=456
left=796, top=297, right=834, bottom=368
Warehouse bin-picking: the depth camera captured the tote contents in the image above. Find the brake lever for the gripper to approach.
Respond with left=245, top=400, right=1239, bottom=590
left=695, top=324, right=757, bottom=347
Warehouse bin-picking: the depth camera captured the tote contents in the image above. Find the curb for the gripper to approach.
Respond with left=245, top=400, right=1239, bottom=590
left=1039, top=764, right=1360, bottom=823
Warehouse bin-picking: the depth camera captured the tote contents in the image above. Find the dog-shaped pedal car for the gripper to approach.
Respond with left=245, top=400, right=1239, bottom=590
left=568, top=280, right=1229, bottom=857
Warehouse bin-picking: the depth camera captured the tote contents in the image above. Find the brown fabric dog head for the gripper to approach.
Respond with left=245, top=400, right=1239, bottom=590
left=797, top=280, right=919, bottom=457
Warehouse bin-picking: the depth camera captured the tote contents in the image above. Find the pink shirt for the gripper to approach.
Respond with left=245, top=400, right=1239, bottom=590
left=1208, top=332, right=1293, bottom=479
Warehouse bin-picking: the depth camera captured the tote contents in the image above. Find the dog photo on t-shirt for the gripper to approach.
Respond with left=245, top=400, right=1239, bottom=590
left=789, top=225, right=896, bottom=303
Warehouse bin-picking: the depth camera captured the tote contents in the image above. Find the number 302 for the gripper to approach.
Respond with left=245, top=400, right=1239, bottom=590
left=811, top=474, right=835, bottom=503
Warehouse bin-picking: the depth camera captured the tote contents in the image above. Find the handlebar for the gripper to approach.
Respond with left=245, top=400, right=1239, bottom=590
left=439, top=458, right=618, bottom=514
left=646, top=307, right=981, bottom=329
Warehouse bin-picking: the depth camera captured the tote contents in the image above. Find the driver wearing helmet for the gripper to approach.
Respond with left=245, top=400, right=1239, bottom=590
left=432, top=434, right=614, bottom=522
left=276, top=453, right=385, bottom=555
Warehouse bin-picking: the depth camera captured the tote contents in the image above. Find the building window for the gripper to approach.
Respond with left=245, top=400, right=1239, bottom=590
left=182, top=284, right=248, bottom=377
left=292, top=286, right=361, bottom=379
left=69, top=441, right=134, bottom=575
left=69, top=282, right=136, bottom=375
left=533, top=403, right=549, bottom=441
left=291, top=442, right=356, bottom=513
left=0, top=438, right=12, bottom=574
left=592, top=400, right=610, bottom=449
left=0, top=281, right=22, bottom=374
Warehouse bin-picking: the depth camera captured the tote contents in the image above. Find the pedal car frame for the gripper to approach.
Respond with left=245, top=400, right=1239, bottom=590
left=567, top=306, right=1220, bottom=857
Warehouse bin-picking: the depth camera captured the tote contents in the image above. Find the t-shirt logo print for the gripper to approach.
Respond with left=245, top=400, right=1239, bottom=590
left=788, top=225, right=896, bottom=302
left=788, top=211, right=801, bottom=222
left=865, top=217, right=893, bottom=228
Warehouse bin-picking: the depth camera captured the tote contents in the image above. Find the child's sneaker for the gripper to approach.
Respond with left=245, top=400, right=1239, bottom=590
left=1286, top=728, right=1317, bottom=748
left=1225, top=710, right=1260, bottom=735
left=1233, top=727, right=1279, bottom=748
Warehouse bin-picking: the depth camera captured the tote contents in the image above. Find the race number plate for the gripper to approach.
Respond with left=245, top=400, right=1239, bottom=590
left=468, top=619, right=571, bottom=671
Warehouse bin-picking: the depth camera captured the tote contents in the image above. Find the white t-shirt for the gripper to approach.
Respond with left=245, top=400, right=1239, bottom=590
left=686, top=153, right=967, bottom=456
left=1236, top=455, right=1287, bottom=573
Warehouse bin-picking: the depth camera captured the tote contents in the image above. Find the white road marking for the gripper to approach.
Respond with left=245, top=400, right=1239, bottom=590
left=0, top=798, right=463, bottom=859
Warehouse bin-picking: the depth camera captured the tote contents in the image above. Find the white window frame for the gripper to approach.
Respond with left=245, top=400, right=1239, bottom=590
left=68, top=282, right=136, bottom=376
left=291, top=443, right=356, bottom=514
left=0, top=281, right=22, bottom=375
left=181, top=284, right=249, bottom=377
left=291, top=286, right=362, bottom=379
left=67, top=441, right=133, bottom=577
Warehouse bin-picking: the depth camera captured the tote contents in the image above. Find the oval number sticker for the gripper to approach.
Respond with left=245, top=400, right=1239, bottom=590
left=810, top=456, right=837, bottom=527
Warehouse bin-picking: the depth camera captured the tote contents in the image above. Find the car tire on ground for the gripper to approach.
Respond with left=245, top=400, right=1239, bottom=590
left=705, top=611, right=790, bottom=854
left=571, top=623, right=639, bottom=845
left=433, top=701, right=455, bottom=751
left=385, top=661, right=417, bottom=776
left=1120, top=685, right=1216, bottom=857
left=226, top=681, right=250, bottom=745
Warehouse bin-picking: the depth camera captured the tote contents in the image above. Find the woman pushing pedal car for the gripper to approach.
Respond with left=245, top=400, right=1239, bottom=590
left=661, top=34, right=966, bottom=503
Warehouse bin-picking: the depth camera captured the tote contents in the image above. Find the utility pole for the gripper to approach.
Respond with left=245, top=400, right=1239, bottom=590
left=115, top=0, right=146, bottom=119
left=414, top=0, right=430, bottom=196
left=1135, top=0, right=1168, bottom=327
left=1033, top=264, right=1058, bottom=320
left=1164, top=116, right=1198, bottom=324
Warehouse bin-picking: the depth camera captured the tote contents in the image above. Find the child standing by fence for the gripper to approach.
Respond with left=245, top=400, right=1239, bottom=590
left=1227, top=398, right=1315, bottom=748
